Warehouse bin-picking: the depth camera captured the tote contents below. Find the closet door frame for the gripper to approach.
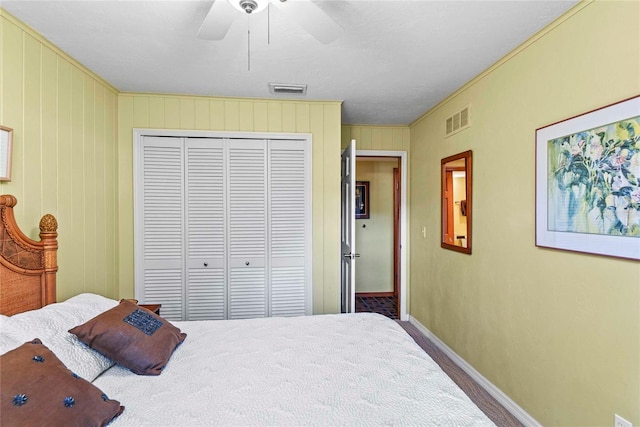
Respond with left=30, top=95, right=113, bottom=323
left=133, top=129, right=313, bottom=317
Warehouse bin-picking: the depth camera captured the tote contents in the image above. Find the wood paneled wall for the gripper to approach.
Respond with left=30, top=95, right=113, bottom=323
left=0, top=10, right=119, bottom=301
left=118, top=93, right=342, bottom=314
left=341, top=125, right=410, bottom=152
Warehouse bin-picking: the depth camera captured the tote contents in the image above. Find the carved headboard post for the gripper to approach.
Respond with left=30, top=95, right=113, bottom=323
left=39, top=214, right=58, bottom=304
left=0, top=194, right=59, bottom=314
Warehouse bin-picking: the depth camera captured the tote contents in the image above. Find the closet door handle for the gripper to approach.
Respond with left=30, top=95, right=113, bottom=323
left=204, top=262, right=208, bottom=267
left=245, top=261, right=250, bottom=266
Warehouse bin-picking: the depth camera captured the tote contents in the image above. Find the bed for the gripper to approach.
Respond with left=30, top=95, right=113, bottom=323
left=0, top=195, right=495, bottom=426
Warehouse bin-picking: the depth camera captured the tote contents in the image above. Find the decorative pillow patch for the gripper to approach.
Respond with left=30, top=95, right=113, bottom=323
left=0, top=339, right=124, bottom=427
left=123, top=309, right=163, bottom=336
left=69, top=300, right=186, bottom=375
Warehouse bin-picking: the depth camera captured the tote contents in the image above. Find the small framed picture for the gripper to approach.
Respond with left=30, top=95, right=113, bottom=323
left=355, top=181, right=370, bottom=219
left=0, top=126, right=13, bottom=182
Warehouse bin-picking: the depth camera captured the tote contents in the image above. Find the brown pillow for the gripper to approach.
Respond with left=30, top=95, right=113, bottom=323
left=69, top=300, right=186, bottom=375
left=0, top=339, right=124, bottom=427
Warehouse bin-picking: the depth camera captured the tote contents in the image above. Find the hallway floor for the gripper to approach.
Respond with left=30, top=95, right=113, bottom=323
left=355, top=296, right=398, bottom=320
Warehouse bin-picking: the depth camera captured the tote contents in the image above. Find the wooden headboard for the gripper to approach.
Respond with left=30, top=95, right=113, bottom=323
left=0, top=194, right=58, bottom=315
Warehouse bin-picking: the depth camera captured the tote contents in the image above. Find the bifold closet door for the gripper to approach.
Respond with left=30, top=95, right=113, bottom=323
left=269, top=140, right=309, bottom=317
left=227, top=140, right=268, bottom=319
left=185, top=139, right=226, bottom=320
left=139, top=136, right=184, bottom=321
left=137, top=135, right=311, bottom=321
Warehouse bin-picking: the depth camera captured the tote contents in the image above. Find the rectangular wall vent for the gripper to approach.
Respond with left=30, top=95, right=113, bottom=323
left=268, top=83, right=307, bottom=96
left=445, top=105, right=471, bottom=137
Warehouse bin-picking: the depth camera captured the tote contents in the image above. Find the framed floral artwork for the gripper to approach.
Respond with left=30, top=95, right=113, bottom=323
left=535, top=95, right=640, bottom=260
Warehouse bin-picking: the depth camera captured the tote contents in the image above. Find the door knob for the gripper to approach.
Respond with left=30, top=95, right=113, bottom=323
left=245, top=261, right=250, bottom=266
left=204, top=262, right=208, bottom=267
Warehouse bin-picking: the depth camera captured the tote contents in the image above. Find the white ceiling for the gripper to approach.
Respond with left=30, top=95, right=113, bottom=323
left=2, top=0, right=578, bottom=125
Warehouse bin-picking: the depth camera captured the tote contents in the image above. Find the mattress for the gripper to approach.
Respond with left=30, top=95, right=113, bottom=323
left=94, top=313, right=495, bottom=426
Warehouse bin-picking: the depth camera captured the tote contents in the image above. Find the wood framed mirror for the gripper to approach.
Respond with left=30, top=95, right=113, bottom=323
left=441, top=150, right=472, bottom=254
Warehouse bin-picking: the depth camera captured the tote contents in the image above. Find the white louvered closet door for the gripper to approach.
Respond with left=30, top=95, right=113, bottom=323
left=185, top=139, right=226, bottom=320
left=227, top=140, right=268, bottom=319
left=139, top=136, right=184, bottom=321
left=136, top=133, right=311, bottom=321
left=269, top=141, right=309, bottom=317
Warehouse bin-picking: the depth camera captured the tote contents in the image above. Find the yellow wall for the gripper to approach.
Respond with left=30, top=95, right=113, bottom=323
left=342, top=125, right=410, bottom=151
left=0, top=10, right=119, bottom=302
left=409, top=1, right=640, bottom=425
left=117, top=93, right=342, bottom=314
left=355, top=159, right=397, bottom=293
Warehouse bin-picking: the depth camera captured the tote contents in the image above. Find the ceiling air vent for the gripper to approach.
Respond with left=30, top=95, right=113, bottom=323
left=268, top=83, right=307, bottom=96
left=445, top=105, right=471, bottom=137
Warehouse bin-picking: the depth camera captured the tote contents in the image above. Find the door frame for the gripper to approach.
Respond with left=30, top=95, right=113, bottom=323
left=393, top=167, right=400, bottom=299
left=355, top=150, right=408, bottom=321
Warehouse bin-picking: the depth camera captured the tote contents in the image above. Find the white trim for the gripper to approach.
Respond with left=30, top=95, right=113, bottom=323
left=303, top=139, right=313, bottom=315
left=133, top=133, right=142, bottom=303
left=356, top=150, right=408, bottom=321
left=408, top=315, right=542, bottom=427
left=134, top=128, right=312, bottom=142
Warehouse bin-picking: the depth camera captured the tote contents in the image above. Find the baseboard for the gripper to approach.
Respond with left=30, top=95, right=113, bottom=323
left=408, top=315, right=542, bottom=427
left=356, top=292, right=395, bottom=297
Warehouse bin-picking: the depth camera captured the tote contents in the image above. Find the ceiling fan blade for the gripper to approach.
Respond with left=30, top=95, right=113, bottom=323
left=197, top=0, right=238, bottom=40
left=272, top=0, right=344, bottom=44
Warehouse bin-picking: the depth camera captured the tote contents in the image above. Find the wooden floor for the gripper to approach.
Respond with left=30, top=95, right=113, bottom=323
left=355, top=295, right=398, bottom=319
left=397, top=321, right=524, bottom=427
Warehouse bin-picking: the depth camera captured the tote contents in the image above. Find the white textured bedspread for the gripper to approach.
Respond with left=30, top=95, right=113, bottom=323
left=95, top=313, right=494, bottom=426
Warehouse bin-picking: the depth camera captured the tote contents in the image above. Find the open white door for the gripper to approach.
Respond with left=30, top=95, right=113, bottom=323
left=341, top=140, right=357, bottom=313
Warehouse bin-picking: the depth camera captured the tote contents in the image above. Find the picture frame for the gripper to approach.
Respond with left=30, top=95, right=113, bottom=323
left=355, top=181, right=370, bottom=219
left=0, top=126, right=13, bottom=182
left=535, top=95, right=640, bottom=260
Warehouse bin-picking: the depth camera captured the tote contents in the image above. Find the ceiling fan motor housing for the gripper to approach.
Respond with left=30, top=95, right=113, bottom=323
left=239, top=0, right=258, bottom=13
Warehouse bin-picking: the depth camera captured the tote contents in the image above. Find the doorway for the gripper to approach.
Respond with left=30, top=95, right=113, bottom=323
left=351, top=150, right=407, bottom=321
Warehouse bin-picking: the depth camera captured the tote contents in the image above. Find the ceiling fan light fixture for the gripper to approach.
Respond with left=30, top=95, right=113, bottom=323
left=230, top=0, right=268, bottom=14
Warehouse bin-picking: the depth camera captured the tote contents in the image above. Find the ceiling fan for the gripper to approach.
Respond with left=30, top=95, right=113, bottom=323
left=198, top=0, right=344, bottom=44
